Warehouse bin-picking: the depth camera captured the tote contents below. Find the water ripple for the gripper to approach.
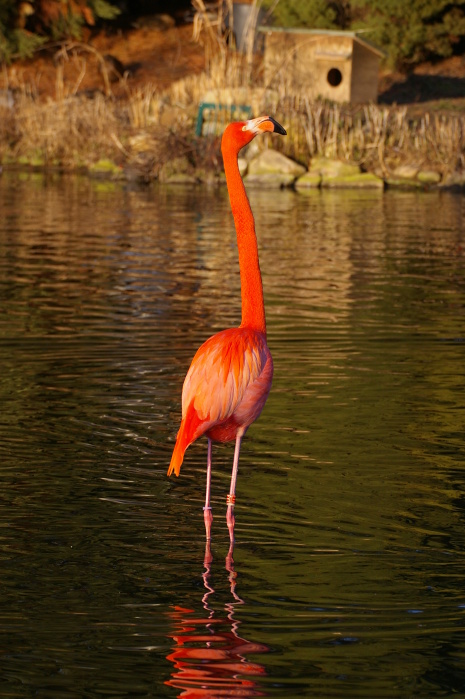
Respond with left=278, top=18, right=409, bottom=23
left=0, top=176, right=464, bottom=697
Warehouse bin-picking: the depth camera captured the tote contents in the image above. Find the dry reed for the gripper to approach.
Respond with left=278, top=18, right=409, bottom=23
left=0, top=3, right=464, bottom=180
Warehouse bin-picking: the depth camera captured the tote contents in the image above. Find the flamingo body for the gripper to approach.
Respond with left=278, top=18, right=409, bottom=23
left=168, top=327, right=273, bottom=477
left=168, top=115, right=286, bottom=545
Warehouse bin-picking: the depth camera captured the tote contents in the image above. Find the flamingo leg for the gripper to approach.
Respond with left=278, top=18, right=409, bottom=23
left=226, top=430, right=244, bottom=545
left=203, top=438, right=213, bottom=540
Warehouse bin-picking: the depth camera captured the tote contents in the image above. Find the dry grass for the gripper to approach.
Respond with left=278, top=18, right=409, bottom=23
left=29, top=94, right=117, bottom=163
left=282, top=98, right=465, bottom=176
left=0, top=5, right=464, bottom=180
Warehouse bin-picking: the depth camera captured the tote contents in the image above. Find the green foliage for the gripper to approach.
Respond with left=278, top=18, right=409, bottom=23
left=47, top=12, right=85, bottom=42
left=263, top=0, right=345, bottom=30
left=0, top=0, right=121, bottom=63
left=265, top=0, right=465, bottom=69
left=0, top=1, right=45, bottom=62
left=0, top=34, right=46, bottom=63
left=92, top=0, right=121, bottom=21
left=9, top=28, right=47, bottom=59
left=44, top=1, right=122, bottom=42
left=0, top=0, right=14, bottom=28
left=351, top=0, right=465, bottom=68
left=0, top=0, right=17, bottom=61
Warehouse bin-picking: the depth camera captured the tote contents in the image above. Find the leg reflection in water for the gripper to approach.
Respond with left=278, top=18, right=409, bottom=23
left=165, top=543, right=269, bottom=697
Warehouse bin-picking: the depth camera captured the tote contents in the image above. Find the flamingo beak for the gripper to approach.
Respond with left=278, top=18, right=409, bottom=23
left=243, top=116, right=287, bottom=136
left=267, top=117, right=287, bottom=135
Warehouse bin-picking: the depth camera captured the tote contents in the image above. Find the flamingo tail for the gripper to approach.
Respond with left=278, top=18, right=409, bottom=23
left=167, top=432, right=187, bottom=477
left=168, top=404, right=206, bottom=477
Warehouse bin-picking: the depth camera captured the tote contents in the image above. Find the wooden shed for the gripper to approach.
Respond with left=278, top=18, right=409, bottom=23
left=261, top=27, right=385, bottom=104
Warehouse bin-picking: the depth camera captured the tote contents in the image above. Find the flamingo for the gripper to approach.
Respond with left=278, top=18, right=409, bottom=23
left=168, top=115, right=287, bottom=546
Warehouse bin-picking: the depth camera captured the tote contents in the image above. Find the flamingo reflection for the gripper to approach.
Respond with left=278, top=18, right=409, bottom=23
left=165, top=544, right=268, bottom=697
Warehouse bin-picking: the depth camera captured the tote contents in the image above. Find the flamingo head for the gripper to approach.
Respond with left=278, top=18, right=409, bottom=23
left=223, top=116, right=287, bottom=152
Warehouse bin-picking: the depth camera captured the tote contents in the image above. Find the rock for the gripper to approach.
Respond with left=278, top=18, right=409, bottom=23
left=200, top=171, right=221, bottom=186
left=322, top=172, right=384, bottom=189
left=295, top=172, right=322, bottom=189
left=385, top=178, right=423, bottom=190
left=242, top=140, right=261, bottom=162
left=244, top=172, right=296, bottom=188
left=307, top=156, right=380, bottom=187
left=417, top=170, right=441, bottom=185
left=391, top=164, right=419, bottom=179
left=248, top=149, right=306, bottom=178
left=439, top=172, right=465, bottom=190
left=158, top=156, right=191, bottom=182
left=163, top=173, right=199, bottom=184
left=89, top=159, right=124, bottom=179
left=17, top=154, right=45, bottom=168
left=238, top=157, right=248, bottom=177
left=309, top=156, right=361, bottom=179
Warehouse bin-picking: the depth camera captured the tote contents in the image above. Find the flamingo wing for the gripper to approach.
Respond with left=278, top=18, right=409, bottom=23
left=168, top=328, right=271, bottom=476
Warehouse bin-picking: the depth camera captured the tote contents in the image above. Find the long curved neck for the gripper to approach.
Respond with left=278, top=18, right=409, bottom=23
left=222, top=137, right=266, bottom=335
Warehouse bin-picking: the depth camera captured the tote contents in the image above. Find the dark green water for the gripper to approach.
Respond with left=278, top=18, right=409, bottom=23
left=0, top=173, right=464, bottom=697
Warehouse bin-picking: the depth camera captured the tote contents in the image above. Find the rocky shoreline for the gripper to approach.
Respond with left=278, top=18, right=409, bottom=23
left=157, top=147, right=465, bottom=192
left=2, top=138, right=464, bottom=192
left=4, top=146, right=465, bottom=193
left=1, top=76, right=464, bottom=193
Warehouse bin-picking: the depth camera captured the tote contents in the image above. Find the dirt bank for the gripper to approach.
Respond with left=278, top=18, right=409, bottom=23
left=0, top=22, right=205, bottom=98
left=2, top=19, right=465, bottom=111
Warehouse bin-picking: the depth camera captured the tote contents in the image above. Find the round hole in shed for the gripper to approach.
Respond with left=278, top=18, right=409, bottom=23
left=327, top=68, right=343, bottom=87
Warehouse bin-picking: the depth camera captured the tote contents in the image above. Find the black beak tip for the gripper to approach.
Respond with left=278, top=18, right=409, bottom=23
left=269, top=117, right=287, bottom=136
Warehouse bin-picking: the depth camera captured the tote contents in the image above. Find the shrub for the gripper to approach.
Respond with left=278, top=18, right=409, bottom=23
left=263, top=0, right=465, bottom=70
left=0, top=0, right=120, bottom=62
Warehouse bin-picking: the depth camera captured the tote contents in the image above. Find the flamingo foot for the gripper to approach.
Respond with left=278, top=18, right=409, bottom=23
left=204, top=539, right=213, bottom=567
left=203, top=506, right=213, bottom=541
left=226, top=542, right=234, bottom=571
left=226, top=505, right=235, bottom=545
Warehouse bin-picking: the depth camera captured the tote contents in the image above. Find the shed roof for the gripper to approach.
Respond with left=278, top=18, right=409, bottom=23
left=259, top=26, right=386, bottom=58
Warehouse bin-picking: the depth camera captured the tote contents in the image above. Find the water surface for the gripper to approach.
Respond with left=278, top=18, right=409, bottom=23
left=0, top=173, right=464, bottom=697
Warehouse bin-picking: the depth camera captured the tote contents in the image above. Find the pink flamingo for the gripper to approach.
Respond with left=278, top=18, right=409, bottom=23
left=168, top=116, right=286, bottom=545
